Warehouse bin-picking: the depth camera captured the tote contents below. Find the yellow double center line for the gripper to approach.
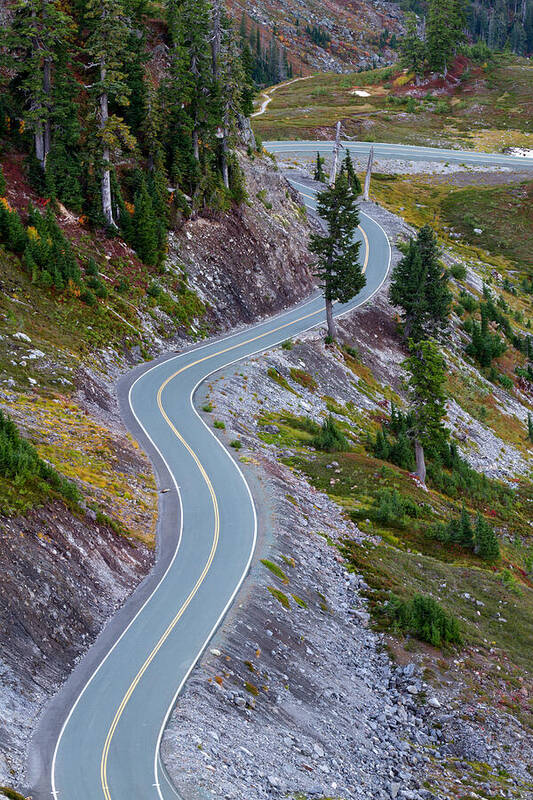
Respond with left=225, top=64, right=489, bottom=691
left=99, top=223, right=370, bottom=799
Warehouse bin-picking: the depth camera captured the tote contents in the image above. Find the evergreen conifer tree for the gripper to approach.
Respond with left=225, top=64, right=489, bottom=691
left=474, top=514, right=500, bottom=561
left=404, top=339, right=448, bottom=485
left=84, top=0, right=135, bottom=226
left=459, top=505, right=474, bottom=547
left=314, top=152, right=326, bottom=183
left=0, top=0, right=75, bottom=172
left=400, top=12, right=426, bottom=77
left=340, top=151, right=361, bottom=195
left=309, top=172, right=365, bottom=340
left=389, top=225, right=451, bottom=341
left=131, top=179, right=159, bottom=265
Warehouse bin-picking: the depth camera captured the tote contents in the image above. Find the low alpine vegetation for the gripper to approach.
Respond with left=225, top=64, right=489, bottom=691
left=0, top=410, right=80, bottom=506
left=386, top=594, right=462, bottom=648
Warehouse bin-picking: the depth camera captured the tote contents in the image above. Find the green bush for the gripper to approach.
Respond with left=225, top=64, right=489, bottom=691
left=386, top=594, right=462, bottom=647
left=474, top=513, right=500, bottom=561
left=147, top=280, right=162, bottom=299
left=372, top=488, right=419, bottom=527
left=25, top=205, right=81, bottom=290
left=214, top=420, right=225, bottom=430
left=450, top=263, right=467, bottom=281
left=86, top=257, right=99, bottom=276
left=0, top=410, right=80, bottom=505
left=459, top=290, right=478, bottom=313
left=0, top=787, right=29, bottom=800
left=79, top=288, right=97, bottom=306
left=313, top=415, right=349, bottom=452
left=230, top=439, right=242, bottom=449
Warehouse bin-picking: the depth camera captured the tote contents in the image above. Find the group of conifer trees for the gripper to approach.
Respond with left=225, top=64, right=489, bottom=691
left=239, top=16, right=293, bottom=87
left=400, top=0, right=532, bottom=78
left=0, top=0, right=255, bottom=266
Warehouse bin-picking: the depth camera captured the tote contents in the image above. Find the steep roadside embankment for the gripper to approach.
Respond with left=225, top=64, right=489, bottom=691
left=0, top=151, right=315, bottom=790
left=169, top=154, right=315, bottom=329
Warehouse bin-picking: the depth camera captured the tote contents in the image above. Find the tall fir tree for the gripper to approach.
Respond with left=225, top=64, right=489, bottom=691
left=309, top=172, right=365, bottom=340
left=399, top=12, right=426, bottom=77
left=84, top=0, right=135, bottom=226
left=0, top=0, right=75, bottom=171
left=340, top=151, right=361, bottom=195
left=389, top=225, right=451, bottom=341
left=131, top=178, right=159, bottom=265
left=404, top=339, right=448, bottom=485
left=314, top=151, right=326, bottom=183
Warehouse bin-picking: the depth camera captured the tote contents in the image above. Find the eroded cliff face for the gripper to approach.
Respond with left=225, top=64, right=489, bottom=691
left=0, top=501, right=152, bottom=780
left=168, top=154, right=315, bottom=329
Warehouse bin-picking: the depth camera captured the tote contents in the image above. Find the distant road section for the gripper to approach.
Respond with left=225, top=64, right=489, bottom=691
left=265, top=140, right=533, bottom=170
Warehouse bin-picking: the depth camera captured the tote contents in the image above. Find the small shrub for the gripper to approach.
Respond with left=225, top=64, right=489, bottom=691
left=281, top=340, right=293, bottom=350
left=86, top=257, right=99, bottom=277
left=290, top=367, right=317, bottom=391
left=450, top=263, right=467, bottom=281
left=459, top=290, right=478, bottom=313
left=147, top=280, right=162, bottom=299
left=373, top=488, right=418, bottom=527
left=386, top=594, right=462, bottom=647
left=343, top=344, right=360, bottom=360
left=79, top=288, right=97, bottom=306
left=0, top=410, right=80, bottom=505
left=267, top=586, right=290, bottom=609
left=202, top=402, right=213, bottom=412
left=115, top=277, right=130, bottom=294
left=230, top=439, right=242, bottom=449
left=0, top=788, right=29, bottom=800
left=261, top=559, right=288, bottom=582
left=214, top=420, right=225, bottom=430
left=313, top=415, right=349, bottom=452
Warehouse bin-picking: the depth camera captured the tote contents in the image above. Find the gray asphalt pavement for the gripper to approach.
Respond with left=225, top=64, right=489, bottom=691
left=266, top=140, right=533, bottom=170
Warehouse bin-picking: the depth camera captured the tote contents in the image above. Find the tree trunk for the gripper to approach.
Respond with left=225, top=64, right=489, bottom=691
left=43, top=57, right=52, bottom=160
left=329, top=120, right=341, bottom=186
left=415, top=439, right=426, bottom=485
left=193, top=128, right=199, bottom=161
left=211, top=0, right=222, bottom=77
left=221, top=129, right=229, bottom=189
left=325, top=297, right=337, bottom=340
left=35, top=125, right=46, bottom=172
left=363, top=146, right=374, bottom=201
left=99, top=68, right=115, bottom=227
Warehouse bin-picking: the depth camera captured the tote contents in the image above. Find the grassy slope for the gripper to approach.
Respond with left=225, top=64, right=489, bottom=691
left=252, top=55, right=533, bottom=152
left=0, top=153, right=206, bottom=542
left=370, top=173, right=533, bottom=276
left=254, top=378, right=533, bottom=726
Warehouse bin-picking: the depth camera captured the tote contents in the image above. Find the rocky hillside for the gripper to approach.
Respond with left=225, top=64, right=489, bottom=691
left=0, top=149, right=315, bottom=790
left=229, top=0, right=403, bottom=74
left=161, top=188, right=533, bottom=800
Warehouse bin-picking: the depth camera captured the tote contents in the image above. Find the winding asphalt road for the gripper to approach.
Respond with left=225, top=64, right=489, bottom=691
left=29, top=142, right=533, bottom=800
